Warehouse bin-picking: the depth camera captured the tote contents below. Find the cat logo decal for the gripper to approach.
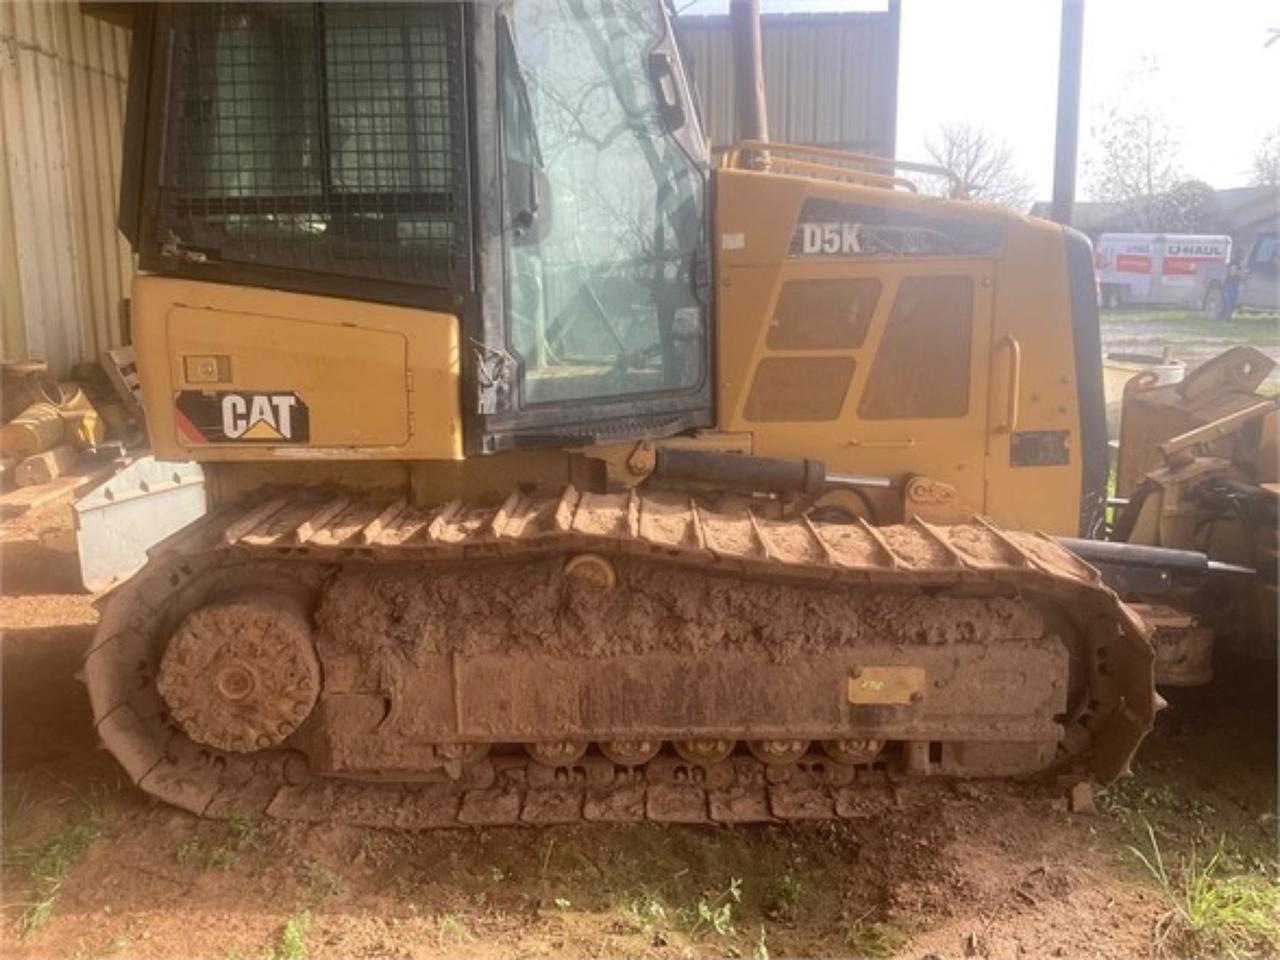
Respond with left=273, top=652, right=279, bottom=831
left=174, top=391, right=310, bottom=444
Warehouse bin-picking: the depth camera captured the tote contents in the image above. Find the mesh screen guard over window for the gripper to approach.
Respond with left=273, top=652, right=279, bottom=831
left=158, top=3, right=470, bottom=289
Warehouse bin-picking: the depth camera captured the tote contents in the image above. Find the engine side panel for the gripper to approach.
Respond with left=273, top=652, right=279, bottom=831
left=713, top=168, right=1091, bottom=537
left=134, top=276, right=464, bottom=461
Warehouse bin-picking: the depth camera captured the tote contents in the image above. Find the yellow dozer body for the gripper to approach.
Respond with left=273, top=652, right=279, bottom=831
left=87, top=1, right=1155, bottom=826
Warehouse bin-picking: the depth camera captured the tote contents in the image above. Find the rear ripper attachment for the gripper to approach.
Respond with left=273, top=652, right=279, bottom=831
left=86, top=487, right=1157, bottom=827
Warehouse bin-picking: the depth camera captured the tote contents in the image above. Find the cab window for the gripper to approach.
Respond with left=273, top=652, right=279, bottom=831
left=501, top=0, right=706, bottom=406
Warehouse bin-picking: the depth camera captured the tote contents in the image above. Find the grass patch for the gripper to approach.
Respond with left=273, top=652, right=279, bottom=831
left=300, top=859, right=346, bottom=906
left=1101, top=308, right=1280, bottom=348
left=1098, top=776, right=1185, bottom=820
left=7, top=792, right=107, bottom=935
left=266, top=910, right=311, bottom=960
left=174, top=812, right=262, bottom=871
left=616, top=878, right=744, bottom=944
left=764, top=872, right=806, bottom=923
left=436, top=913, right=474, bottom=944
left=617, top=888, right=670, bottom=940
left=842, top=918, right=910, bottom=958
left=1129, top=819, right=1280, bottom=959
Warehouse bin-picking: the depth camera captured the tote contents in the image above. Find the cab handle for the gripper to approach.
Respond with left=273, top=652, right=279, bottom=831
left=997, top=334, right=1022, bottom=433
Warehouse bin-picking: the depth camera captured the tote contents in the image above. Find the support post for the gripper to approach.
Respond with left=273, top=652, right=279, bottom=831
left=730, top=0, right=768, bottom=144
left=1051, top=0, right=1085, bottom=225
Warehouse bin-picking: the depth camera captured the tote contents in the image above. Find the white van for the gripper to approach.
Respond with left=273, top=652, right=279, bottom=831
left=1094, top=233, right=1231, bottom=309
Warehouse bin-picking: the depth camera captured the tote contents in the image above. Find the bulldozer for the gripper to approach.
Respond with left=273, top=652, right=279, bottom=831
left=86, top=0, right=1161, bottom=827
left=1110, top=346, right=1278, bottom=678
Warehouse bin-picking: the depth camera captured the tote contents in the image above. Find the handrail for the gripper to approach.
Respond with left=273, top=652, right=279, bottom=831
left=724, top=140, right=964, bottom=195
left=758, top=155, right=918, bottom=193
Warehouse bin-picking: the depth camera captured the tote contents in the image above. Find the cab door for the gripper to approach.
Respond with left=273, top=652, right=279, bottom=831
left=468, top=0, right=713, bottom=454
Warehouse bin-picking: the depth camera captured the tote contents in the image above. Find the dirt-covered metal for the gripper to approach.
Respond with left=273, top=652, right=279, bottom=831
left=86, top=486, right=1157, bottom=827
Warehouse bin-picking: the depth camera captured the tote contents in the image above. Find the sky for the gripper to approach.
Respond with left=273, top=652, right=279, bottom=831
left=678, top=0, right=1280, bottom=201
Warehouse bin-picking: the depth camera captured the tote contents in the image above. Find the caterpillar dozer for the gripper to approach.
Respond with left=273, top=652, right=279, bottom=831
left=87, top=0, right=1158, bottom=827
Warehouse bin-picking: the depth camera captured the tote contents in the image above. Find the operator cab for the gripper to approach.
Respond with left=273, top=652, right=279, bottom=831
left=121, top=1, right=713, bottom=454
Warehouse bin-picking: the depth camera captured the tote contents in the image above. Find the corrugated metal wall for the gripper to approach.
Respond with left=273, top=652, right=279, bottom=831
left=1, top=0, right=132, bottom=378
left=679, top=9, right=899, bottom=158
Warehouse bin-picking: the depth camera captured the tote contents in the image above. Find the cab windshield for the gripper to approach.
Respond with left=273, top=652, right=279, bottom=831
left=500, top=0, right=706, bottom=406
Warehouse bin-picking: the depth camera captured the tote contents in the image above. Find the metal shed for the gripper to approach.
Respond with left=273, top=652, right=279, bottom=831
left=1, top=0, right=132, bottom=378
left=677, top=5, right=900, bottom=158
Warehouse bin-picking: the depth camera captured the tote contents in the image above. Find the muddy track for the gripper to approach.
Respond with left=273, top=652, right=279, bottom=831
left=83, top=486, right=1157, bottom=827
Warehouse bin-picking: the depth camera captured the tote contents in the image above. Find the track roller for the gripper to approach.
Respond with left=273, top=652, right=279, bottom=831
left=748, top=739, right=810, bottom=765
left=526, top=741, right=589, bottom=767
left=600, top=740, right=662, bottom=766
left=674, top=739, right=736, bottom=764
left=822, top=739, right=884, bottom=765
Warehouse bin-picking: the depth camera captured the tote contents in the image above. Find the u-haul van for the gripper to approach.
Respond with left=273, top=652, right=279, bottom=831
left=1094, top=233, right=1231, bottom=308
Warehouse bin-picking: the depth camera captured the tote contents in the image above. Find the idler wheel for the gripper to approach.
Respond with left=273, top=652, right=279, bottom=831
left=157, top=592, right=320, bottom=754
left=674, top=738, right=735, bottom=765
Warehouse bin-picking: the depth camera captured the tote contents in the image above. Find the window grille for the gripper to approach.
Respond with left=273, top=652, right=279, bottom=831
left=158, top=3, right=470, bottom=289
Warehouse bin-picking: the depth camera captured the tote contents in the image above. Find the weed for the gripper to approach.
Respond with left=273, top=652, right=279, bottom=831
left=224, top=812, right=260, bottom=849
left=765, top=872, right=806, bottom=922
left=1129, top=818, right=1280, bottom=958
left=173, top=812, right=262, bottom=871
left=752, top=924, right=771, bottom=960
left=266, top=910, right=311, bottom=960
left=552, top=897, right=571, bottom=909
left=437, top=913, right=475, bottom=944
left=300, top=859, right=347, bottom=906
left=618, top=880, right=744, bottom=942
left=8, top=797, right=106, bottom=935
left=843, top=918, right=909, bottom=958
left=1099, top=777, right=1182, bottom=820
left=677, top=877, right=743, bottom=939
left=173, top=837, right=201, bottom=866
left=617, top=888, right=670, bottom=939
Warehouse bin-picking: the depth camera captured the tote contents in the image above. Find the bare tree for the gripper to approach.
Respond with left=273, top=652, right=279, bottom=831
left=1082, top=57, right=1187, bottom=227
left=1085, top=104, right=1182, bottom=218
left=1252, top=126, right=1280, bottom=186
left=1148, top=179, right=1222, bottom=233
left=922, top=123, right=1034, bottom=211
